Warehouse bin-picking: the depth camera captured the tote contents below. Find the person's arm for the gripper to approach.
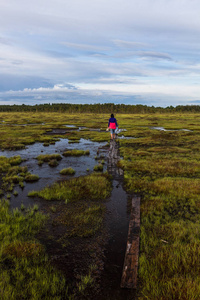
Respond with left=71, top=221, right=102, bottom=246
left=115, top=119, right=118, bottom=128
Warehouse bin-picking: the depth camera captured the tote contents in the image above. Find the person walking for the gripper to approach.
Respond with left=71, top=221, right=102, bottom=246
left=107, top=113, right=118, bottom=140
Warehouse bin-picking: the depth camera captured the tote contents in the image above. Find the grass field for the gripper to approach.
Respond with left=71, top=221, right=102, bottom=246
left=1, top=111, right=200, bottom=299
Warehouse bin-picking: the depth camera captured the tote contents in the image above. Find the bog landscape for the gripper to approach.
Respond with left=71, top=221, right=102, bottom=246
left=1, top=107, right=200, bottom=300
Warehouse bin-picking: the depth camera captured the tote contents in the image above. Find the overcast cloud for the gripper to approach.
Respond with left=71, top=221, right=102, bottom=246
left=0, top=0, right=200, bottom=107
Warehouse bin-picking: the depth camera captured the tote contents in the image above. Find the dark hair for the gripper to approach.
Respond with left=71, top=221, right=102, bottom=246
left=111, top=113, right=114, bottom=118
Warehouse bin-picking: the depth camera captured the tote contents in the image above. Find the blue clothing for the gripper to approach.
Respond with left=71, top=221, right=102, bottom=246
left=108, top=117, right=118, bottom=128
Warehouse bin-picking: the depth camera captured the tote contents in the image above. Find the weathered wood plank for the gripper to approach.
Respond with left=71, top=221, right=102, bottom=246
left=121, top=196, right=140, bottom=289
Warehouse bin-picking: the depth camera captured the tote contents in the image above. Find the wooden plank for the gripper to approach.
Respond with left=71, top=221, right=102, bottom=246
left=121, top=196, right=140, bottom=289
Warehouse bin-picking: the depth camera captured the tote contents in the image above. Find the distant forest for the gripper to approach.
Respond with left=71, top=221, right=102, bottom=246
left=0, top=103, right=200, bottom=113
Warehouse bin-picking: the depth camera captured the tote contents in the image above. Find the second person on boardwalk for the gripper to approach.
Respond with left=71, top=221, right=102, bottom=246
left=107, top=113, right=118, bottom=140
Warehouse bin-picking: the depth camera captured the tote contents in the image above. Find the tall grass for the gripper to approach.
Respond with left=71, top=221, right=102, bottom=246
left=0, top=200, right=67, bottom=300
left=28, top=173, right=111, bottom=201
left=119, top=119, right=200, bottom=299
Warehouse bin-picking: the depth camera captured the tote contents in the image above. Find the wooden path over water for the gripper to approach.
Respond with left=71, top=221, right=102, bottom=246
left=121, top=196, right=140, bottom=289
left=107, top=139, right=141, bottom=290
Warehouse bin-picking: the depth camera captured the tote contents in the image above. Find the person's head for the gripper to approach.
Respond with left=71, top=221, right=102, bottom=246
left=111, top=113, right=114, bottom=118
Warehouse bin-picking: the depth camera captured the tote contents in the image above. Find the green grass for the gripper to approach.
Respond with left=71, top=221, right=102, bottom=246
left=48, top=159, right=59, bottom=167
left=60, top=167, right=75, bottom=175
left=0, top=199, right=67, bottom=300
left=36, top=154, right=62, bottom=163
left=117, top=116, right=200, bottom=299
left=13, top=190, right=18, bottom=196
left=0, top=156, right=30, bottom=192
left=93, top=164, right=103, bottom=172
left=28, top=172, right=111, bottom=238
left=3, top=112, right=200, bottom=298
left=28, top=172, right=111, bottom=202
left=63, top=149, right=90, bottom=156
left=56, top=202, right=106, bottom=238
left=24, top=174, right=40, bottom=182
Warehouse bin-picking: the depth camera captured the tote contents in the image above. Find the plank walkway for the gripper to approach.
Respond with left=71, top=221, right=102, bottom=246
left=121, top=196, right=140, bottom=289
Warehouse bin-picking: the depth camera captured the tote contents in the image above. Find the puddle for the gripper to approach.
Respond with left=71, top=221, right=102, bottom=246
left=117, top=135, right=136, bottom=140
left=151, top=126, right=192, bottom=132
left=0, top=138, right=107, bottom=209
left=64, top=125, right=77, bottom=128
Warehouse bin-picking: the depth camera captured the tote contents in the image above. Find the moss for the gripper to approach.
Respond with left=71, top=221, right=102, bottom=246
left=19, top=181, right=24, bottom=188
left=93, top=164, right=103, bottom=172
left=13, top=190, right=18, bottom=196
left=0, top=199, right=67, bottom=299
left=3, top=241, right=44, bottom=258
left=9, top=155, right=22, bottom=166
left=63, top=149, right=90, bottom=156
left=48, top=159, right=59, bottom=167
left=37, top=154, right=62, bottom=162
left=60, top=167, right=75, bottom=175
left=28, top=173, right=111, bottom=202
left=24, top=174, right=39, bottom=182
left=56, top=203, right=105, bottom=238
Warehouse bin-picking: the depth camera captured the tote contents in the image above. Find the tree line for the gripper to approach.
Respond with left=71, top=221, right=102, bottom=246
left=0, top=103, right=200, bottom=113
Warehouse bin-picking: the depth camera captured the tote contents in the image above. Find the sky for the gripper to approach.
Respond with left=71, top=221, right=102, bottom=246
left=0, top=0, right=200, bottom=107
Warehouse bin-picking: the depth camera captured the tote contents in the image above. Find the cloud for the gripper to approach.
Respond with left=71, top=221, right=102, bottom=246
left=0, top=74, right=53, bottom=92
left=0, top=36, right=11, bottom=45
left=62, top=42, right=110, bottom=52
left=138, top=51, right=172, bottom=61
left=189, top=100, right=200, bottom=104
left=0, top=0, right=200, bottom=107
left=113, top=39, right=149, bottom=50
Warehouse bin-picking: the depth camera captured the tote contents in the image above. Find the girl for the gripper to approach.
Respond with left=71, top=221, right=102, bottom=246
left=107, top=113, right=118, bottom=140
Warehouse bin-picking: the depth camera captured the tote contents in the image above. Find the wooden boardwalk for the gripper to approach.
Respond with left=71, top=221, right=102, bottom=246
left=121, top=196, right=140, bottom=289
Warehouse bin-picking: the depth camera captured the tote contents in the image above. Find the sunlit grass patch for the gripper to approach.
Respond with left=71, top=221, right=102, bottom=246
left=9, top=155, right=22, bottom=166
left=24, top=174, right=40, bottom=182
left=13, top=190, right=18, bottom=196
left=75, top=129, right=109, bottom=142
left=68, top=139, right=80, bottom=144
left=4, top=175, right=24, bottom=183
left=0, top=156, right=30, bottom=192
left=63, top=149, right=90, bottom=156
left=36, top=153, right=62, bottom=162
left=120, top=156, right=200, bottom=182
left=148, top=146, right=190, bottom=153
left=60, top=167, right=75, bottom=175
left=152, top=177, right=200, bottom=203
left=139, top=211, right=200, bottom=299
left=93, top=164, right=103, bottom=172
left=28, top=173, right=111, bottom=201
